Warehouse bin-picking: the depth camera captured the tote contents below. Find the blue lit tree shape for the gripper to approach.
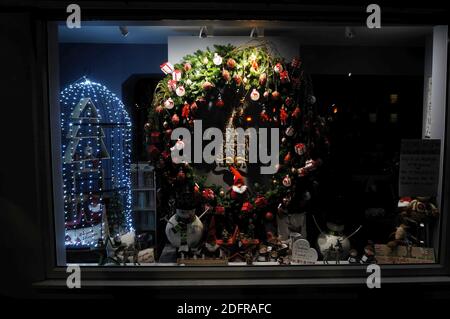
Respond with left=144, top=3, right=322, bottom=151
left=61, top=78, right=133, bottom=247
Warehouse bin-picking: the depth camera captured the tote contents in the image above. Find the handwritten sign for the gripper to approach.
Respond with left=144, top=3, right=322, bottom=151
left=291, top=239, right=318, bottom=264
left=399, top=139, right=440, bottom=197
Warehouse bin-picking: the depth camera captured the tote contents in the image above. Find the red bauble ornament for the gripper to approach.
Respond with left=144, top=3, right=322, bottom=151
left=222, top=69, right=231, bottom=81
left=280, top=70, right=290, bottom=83
left=190, top=101, right=198, bottom=112
left=202, top=188, right=215, bottom=201
left=150, top=131, right=161, bottom=144
left=241, top=202, right=253, bottom=213
left=147, top=145, right=160, bottom=159
left=265, top=212, right=274, bottom=221
left=255, top=195, right=268, bottom=208
left=227, top=58, right=236, bottom=69
left=216, top=99, right=224, bottom=107
left=234, top=74, right=242, bottom=85
left=282, top=175, right=292, bottom=187
left=155, top=105, right=164, bottom=113
left=260, top=109, right=270, bottom=122
left=274, top=63, right=283, bottom=73
left=171, top=114, right=180, bottom=125
left=215, top=205, right=225, bottom=215
left=181, top=103, right=190, bottom=118
left=294, top=143, right=306, bottom=156
left=184, top=62, right=192, bottom=72
left=202, top=81, right=213, bottom=91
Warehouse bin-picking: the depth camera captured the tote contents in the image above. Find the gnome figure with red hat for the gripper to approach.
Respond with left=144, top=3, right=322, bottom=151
left=229, top=166, right=248, bottom=200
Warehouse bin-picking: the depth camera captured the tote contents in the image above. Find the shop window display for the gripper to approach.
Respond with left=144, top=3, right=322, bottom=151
left=54, top=23, right=446, bottom=267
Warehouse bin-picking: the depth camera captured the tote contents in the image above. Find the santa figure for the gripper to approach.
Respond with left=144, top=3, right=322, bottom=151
left=229, top=166, right=247, bottom=200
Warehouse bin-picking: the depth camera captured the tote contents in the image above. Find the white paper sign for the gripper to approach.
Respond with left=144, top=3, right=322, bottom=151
left=291, top=239, right=318, bottom=264
left=399, top=139, right=440, bottom=197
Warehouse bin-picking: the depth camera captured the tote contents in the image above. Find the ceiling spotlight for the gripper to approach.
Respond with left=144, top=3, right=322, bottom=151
left=250, top=27, right=264, bottom=38
left=119, top=26, right=129, bottom=37
left=199, top=26, right=208, bottom=38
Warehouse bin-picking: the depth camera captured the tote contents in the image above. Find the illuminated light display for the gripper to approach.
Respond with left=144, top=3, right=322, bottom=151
left=60, top=77, right=133, bottom=247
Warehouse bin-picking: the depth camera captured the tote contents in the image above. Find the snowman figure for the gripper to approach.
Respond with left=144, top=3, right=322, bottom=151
left=165, top=208, right=204, bottom=254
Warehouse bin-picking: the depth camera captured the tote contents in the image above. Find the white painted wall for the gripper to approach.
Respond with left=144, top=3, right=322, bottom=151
left=168, top=36, right=300, bottom=64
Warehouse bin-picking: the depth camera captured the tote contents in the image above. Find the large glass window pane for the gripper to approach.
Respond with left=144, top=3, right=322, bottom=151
left=52, top=22, right=448, bottom=267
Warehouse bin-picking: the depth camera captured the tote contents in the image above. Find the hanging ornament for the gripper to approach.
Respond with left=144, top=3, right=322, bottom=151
left=294, top=143, right=307, bottom=156
left=160, top=61, right=175, bottom=74
left=155, top=105, right=164, bottom=113
left=227, top=58, right=236, bottom=69
left=167, top=79, right=177, bottom=92
left=260, top=109, right=269, bottom=122
left=215, top=205, right=225, bottom=215
left=181, top=103, right=190, bottom=118
left=274, top=62, right=283, bottom=73
left=144, top=122, right=151, bottom=132
left=171, top=113, right=180, bottom=125
left=150, top=131, right=161, bottom=144
left=241, top=202, right=254, bottom=213
left=284, top=152, right=292, bottom=164
left=202, top=188, right=215, bottom=201
left=215, top=98, right=224, bottom=108
left=250, top=89, right=260, bottom=101
left=292, top=106, right=301, bottom=118
left=184, top=62, right=192, bottom=72
left=213, top=53, right=223, bottom=65
left=163, top=121, right=169, bottom=129
left=175, top=86, right=186, bottom=97
left=255, top=195, right=268, bottom=208
left=164, top=98, right=174, bottom=110
left=280, top=70, right=290, bottom=83
left=234, top=74, right=242, bottom=85
left=147, top=145, right=160, bottom=159
left=307, top=95, right=317, bottom=105
left=222, top=69, right=231, bottom=81
left=202, top=56, right=209, bottom=64
left=251, top=60, right=259, bottom=72
left=172, top=69, right=182, bottom=81
left=190, top=101, right=198, bottom=112
left=265, top=212, right=274, bottom=221
left=280, top=108, right=288, bottom=125
left=271, top=91, right=281, bottom=100
left=259, top=73, right=267, bottom=86
left=282, top=175, right=292, bottom=187
left=202, top=81, right=213, bottom=91
left=285, top=126, right=295, bottom=137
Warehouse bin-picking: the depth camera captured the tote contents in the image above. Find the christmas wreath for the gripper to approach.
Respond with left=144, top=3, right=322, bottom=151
left=145, top=42, right=330, bottom=241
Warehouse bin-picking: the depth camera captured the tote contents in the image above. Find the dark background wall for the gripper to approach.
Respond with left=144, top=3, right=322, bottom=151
left=59, top=43, right=167, bottom=98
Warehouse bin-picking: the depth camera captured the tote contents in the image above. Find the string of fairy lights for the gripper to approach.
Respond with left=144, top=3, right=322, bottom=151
left=61, top=77, right=133, bottom=247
